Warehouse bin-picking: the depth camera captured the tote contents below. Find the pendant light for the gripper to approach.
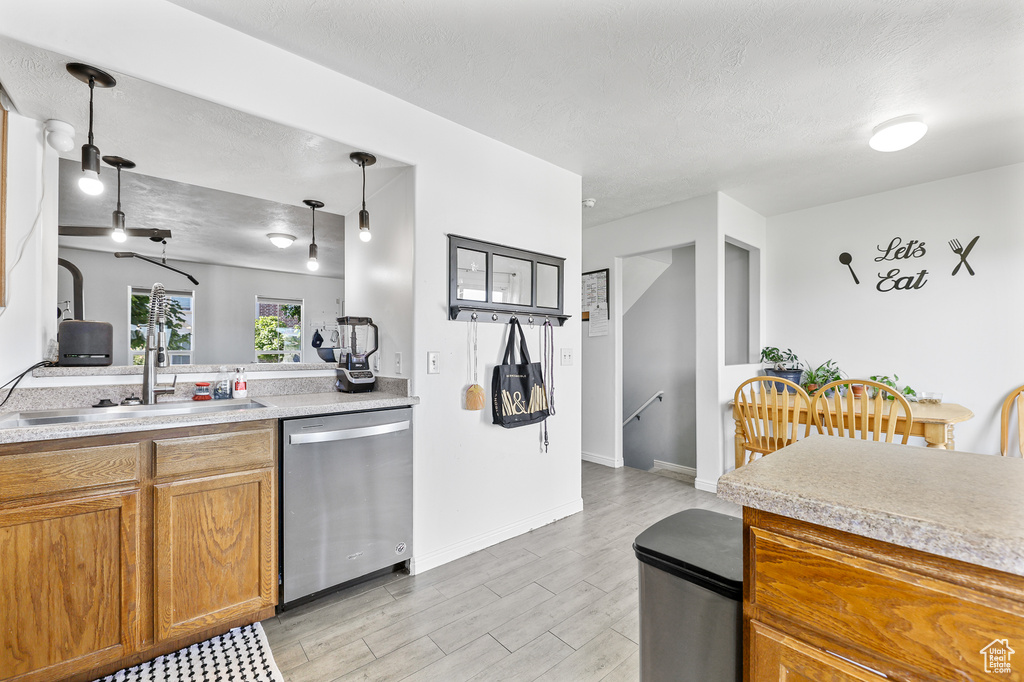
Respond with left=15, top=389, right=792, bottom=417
left=304, top=199, right=324, bottom=271
left=350, top=152, right=377, bottom=242
left=67, top=63, right=116, bottom=196
left=103, top=155, right=135, bottom=242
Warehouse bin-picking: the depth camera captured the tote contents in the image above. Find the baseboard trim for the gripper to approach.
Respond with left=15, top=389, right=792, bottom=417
left=652, top=460, right=696, bottom=477
left=695, top=477, right=718, bottom=493
left=582, top=450, right=622, bottom=468
left=410, top=497, right=584, bottom=574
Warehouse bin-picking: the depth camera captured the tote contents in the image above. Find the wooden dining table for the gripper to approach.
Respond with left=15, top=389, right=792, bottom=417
left=731, top=397, right=974, bottom=470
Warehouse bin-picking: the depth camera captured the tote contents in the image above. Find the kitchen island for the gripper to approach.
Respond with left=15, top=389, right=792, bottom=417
left=718, top=437, right=1024, bottom=681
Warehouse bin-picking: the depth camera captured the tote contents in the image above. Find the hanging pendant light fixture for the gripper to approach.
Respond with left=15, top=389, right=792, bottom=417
left=350, top=151, right=377, bottom=242
left=103, top=155, right=135, bottom=242
left=67, top=63, right=116, bottom=196
left=304, top=199, right=324, bottom=271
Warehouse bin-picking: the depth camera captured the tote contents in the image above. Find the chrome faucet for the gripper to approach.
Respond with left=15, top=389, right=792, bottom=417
left=142, top=283, right=176, bottom=404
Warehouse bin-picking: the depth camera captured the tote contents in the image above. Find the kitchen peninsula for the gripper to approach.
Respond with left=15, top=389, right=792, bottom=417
left=718, top=437, right=1024, bottom=681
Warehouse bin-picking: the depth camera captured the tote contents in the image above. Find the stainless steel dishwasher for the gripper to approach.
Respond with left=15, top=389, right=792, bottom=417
left=281, top=407, right=413, bottom=608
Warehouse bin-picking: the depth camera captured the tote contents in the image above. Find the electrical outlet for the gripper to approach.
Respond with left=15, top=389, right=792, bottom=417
left=427, top=351, right=440, bottom=374
left=372, top=353, right=380, bottom=372
left=395, top=352, right=402, bottom=375
left=560, top=348, right=573, bottom=366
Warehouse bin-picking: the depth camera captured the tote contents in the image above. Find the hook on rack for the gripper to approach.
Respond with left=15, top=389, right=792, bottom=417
left=471, top=312, right=478, bottom=321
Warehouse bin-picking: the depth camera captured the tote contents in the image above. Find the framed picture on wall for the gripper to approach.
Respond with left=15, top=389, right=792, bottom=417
left=582, top=268, right=609, bottom=321
left=1, top=107, right=7, bottom=306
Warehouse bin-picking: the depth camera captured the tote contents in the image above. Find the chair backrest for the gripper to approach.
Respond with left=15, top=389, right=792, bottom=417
left=734, top=377, right=812, bottom=461
left=1000, top=383, right=1024, bottom=457
left=812, top=379, right=914, bottom=444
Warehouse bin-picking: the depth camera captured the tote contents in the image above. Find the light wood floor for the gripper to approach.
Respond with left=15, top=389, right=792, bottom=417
left=263, top=461, right=740, bottom=682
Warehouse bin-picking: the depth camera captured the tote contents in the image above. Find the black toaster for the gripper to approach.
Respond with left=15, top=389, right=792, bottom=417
left=58, top=320, right=114, bottom=366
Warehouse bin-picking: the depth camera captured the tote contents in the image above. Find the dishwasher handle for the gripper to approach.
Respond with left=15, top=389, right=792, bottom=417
left=288, top=420, right=411, bottom=446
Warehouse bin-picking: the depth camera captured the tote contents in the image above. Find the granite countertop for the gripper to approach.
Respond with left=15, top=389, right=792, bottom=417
left=717, top=437, right=1024, bottom=577
left=0, top=390, right=419, bottom=445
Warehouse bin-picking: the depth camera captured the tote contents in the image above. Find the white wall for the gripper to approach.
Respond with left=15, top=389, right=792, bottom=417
left=0, top=112, right=58, bottom=379
left=344, top=168, right=414, bottom=377
left=57, top=246, right=343, bottom=365
left=766, top=163, right=1024, bottom=456
left=621, top=251, right=671, bottom=315
left=0, top=0, right=582, bottom=573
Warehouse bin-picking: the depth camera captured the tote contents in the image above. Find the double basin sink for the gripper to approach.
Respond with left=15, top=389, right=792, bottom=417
left=0, top=398, right=269, bottom=429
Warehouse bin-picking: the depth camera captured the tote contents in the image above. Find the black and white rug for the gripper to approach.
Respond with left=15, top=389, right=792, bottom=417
left=94, top=622, right=284, bottom=682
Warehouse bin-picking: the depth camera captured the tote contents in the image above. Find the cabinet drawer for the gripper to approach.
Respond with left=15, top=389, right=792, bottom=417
left=0, top=443, right=140, bottom=503
left=750, top=527, right=1024, bottom=680
left=154, top=426, right=275, bottom=478
left=750, top=621, right=885, bottom=681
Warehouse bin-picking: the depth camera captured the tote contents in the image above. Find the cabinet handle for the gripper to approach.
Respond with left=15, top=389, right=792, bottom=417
left=288, top=420, right=410, bottom=445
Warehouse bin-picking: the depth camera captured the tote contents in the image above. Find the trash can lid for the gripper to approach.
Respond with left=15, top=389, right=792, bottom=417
left=633, top=509, right=743, bottom=592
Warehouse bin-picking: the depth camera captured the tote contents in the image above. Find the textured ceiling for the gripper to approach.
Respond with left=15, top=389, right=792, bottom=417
left=58, top=160, right=347, bottom=278
left=167, top=0, right=1024, bottom=227
left=0, top=38, right=408, bottom=275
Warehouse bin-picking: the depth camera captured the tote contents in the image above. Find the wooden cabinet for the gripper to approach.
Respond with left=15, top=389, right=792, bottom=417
left=0, top=420, right=278, bottom=682
left=0, top=491, right=139, bottom=682
left=154, top=469, right=275, bottom=640
left=744, top=509, right=1024, bottom=681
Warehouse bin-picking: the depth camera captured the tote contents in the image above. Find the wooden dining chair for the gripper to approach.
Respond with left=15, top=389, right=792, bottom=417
left=1000, top=383, right=1024, bottom=457
left=733, top=377, right=812, bottom=468
left=812, top=379, right=914, bottom=444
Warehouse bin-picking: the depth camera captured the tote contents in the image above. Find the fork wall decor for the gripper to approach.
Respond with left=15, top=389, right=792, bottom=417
left=837, top=234, right=981, bottom=292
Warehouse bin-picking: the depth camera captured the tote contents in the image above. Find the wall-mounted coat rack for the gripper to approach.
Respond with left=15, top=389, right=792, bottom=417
left=449, top=304, right=571, bottom=327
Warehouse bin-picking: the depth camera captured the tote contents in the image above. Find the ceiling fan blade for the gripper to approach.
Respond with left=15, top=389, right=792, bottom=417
left=59, top=225, right=172, bottom=240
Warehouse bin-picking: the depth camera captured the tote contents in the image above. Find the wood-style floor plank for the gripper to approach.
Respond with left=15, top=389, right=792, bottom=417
left=264, top=461, right=741, bottom=681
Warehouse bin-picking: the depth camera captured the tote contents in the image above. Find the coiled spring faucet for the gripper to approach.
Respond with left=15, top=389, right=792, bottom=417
left=142, top=283, right=176, bottom=404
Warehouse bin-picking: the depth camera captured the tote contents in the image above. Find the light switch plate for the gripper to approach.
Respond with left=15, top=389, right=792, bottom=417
left=427, top=351, right=440, bottom=374
left=560, top=348, right=573, bottom=366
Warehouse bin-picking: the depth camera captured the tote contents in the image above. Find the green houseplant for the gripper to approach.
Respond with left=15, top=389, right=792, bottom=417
left=870, top=374, right=917, bottom=401
left=803, top=360, right=842, bottom=396
left=760, top=346, right=803, bottom=392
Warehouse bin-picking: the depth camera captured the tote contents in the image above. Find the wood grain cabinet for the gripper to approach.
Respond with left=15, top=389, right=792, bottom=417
left=0, top=420, right=278, bottom=682
left=744, top=509, right=1024, bottom=682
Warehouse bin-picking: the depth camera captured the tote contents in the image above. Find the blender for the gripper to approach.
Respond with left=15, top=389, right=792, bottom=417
left=335, top=316, right=379, bottom=392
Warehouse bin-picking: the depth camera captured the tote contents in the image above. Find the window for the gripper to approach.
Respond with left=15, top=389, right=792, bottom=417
left=129, top=287, right=194, bottom=365
left=255, top=296, right=303, bottom=363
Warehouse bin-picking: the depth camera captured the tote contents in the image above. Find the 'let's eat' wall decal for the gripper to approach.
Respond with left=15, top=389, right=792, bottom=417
left=838, top=236, right=979, bottom=292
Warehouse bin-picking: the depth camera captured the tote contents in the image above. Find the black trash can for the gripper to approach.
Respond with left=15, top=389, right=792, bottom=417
left=633, top=509, right=743, bottom=682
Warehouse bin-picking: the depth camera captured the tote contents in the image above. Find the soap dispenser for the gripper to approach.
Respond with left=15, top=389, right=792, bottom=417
left=232, top=367, right=248, bottom=398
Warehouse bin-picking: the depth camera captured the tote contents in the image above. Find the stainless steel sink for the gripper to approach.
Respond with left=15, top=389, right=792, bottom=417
left=0, top=398, right=269, bottom=429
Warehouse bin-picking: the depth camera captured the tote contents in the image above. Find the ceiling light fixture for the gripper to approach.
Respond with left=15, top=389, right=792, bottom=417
left=103, top=155, right=135, bottom=242
left=582, top=198, right=596, bottom=208
left=44, top=119, right=76, bottom=152
left=869, top=115, right=927, bottom=152
left=267, top=233, right=296, bottom=248
left=67, top=63, right=116, bottom=195
left=304, top=199, right=324, bottom=271
left=350, top=151, right=377, bottom=242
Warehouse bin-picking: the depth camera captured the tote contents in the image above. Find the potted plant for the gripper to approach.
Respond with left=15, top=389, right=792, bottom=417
left=803, top=359, right=842, bottom=396
left=869, top=374, right=918, bottom=401
left=760, top=347, right=803, bottom=392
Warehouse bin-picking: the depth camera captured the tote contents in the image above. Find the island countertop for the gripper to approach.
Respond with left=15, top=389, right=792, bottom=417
left=717, top=436, right=1024, bottom=578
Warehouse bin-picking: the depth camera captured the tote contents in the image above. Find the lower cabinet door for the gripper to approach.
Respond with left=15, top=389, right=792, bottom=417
left=153, top=468, right=276, bottom=642
left=750, top=621, right=889, bottom=682
left=0, top=491, right=140, bottom=682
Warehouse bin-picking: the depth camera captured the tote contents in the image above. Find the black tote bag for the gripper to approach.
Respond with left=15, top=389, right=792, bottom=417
left=492, top=318, right=550, bottom=428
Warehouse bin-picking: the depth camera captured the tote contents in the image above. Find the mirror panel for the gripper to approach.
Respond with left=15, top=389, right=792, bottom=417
left=536, top=263, right=559, bottom=308
left=456, top=248, right=487, bottom=302
left=491, top=255, right=533, bottom=305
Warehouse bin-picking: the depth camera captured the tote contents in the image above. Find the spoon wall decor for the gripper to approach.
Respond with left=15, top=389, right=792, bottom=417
left=839, top=252, right=859, bottom=284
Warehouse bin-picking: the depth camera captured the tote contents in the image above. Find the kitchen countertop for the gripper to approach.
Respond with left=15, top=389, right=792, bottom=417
left=0, top=390, right=419, bottom=445
left=717, top=436, right=1024, bottom=577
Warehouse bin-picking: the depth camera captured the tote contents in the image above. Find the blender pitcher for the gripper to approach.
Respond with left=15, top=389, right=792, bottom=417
left=335, top=316, right=379, bottom=392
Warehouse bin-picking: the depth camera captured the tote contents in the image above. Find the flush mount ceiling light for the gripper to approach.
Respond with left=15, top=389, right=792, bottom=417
left=582, top=198, right=596, bottom=208
left=267, top=233, right=296, bottom=248
left=67, top=63, right=116, bottom=195
left=304, top=199, right=324, bottom=271
left=869, top=115, right=928, bottom=152
left=350, top=151, right=377, bottom=242
left=44, top=119, right=76, bottom=152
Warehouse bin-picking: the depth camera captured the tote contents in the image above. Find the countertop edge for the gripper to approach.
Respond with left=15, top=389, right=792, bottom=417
left=0, top=392, right=420, bottom=445
left=717, top=476, right=1024, bottom=578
